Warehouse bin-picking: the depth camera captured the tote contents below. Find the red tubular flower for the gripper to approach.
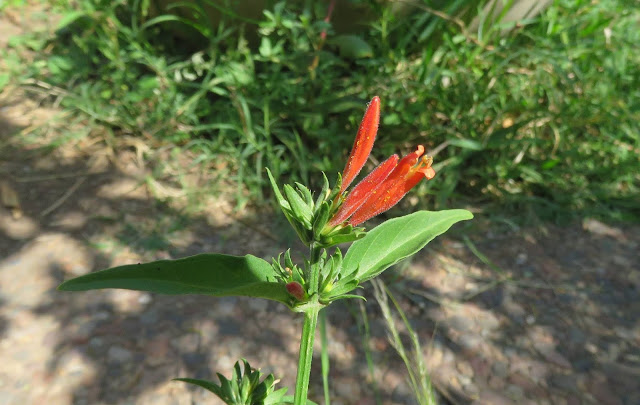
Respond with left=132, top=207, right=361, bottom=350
left=339, top=96, right=380, bottom=194
left=329, top=97, right=436, bottom=227
left=329, top=154, right=398, bottom=225
left=348, top=145, right=435, bottom=226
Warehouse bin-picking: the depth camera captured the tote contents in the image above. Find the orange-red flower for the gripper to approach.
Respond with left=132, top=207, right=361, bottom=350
left=329, top=97, right=436, bottom=227
left=339, top=96, right=380, bottom=195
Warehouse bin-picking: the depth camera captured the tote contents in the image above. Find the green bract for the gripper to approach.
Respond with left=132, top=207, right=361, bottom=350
left=176, top=359, right=296, bottom=405
left=266, top=168, right=365, bottom=248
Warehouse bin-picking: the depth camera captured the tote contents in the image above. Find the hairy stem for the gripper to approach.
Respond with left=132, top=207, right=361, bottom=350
left=294, top=243, right=324, bottom=405
left=294, top=302, right=321, bottom=405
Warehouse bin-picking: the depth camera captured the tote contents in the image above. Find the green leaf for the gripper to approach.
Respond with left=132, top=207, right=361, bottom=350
left=266, top=167, right=291, bottom=212
left=448, top=138, right=484, bottom=150
left=174, top=378, right=224, bottom=397
left=0, top=73, right=10, bottom=92
left=330, top=35, right=374, bottom=59
left=283, top=184, right=313, bottom=228
left=58, top=254, right=290, bottom=304
left=280, top=396, right=317, bottom=404
left=55, top=10, right=87, bottom=31
left=264, top=388, right=290, bottom=404
left=342, top=210, right=473, bottom=282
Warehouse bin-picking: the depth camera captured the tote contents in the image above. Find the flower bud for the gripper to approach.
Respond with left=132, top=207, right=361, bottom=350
left=286, top=282, right=306, bottom=301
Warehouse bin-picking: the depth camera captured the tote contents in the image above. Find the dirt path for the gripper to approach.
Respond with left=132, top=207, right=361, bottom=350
left=2, top=7, right=639, bottom=405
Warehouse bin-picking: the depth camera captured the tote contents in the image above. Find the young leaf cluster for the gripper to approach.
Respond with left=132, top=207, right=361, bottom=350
left=266, top=169, right=365, bottom=247
left=272, top=249, right=304, bottom=285
left=315, top=248, right=361, bottom=305
left=175, top=359, right=288, bottom=405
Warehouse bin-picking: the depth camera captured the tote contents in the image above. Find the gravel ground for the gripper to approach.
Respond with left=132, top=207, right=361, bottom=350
left=1, top=9, right=639, bottom=403
left=2, top=93, right=639, bottom=405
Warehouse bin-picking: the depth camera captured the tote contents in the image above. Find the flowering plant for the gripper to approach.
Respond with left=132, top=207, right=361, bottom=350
left=58, top=97, right=472, bottom=404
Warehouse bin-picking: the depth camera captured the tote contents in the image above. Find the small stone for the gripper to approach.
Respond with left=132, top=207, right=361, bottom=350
left=461, top=378, right=479, bottom=397
left=182, top=352, right=206, bottom=369
left=568, top=327, right=587, bottom=345
left=448, top=315, right=474, bottom=333
left=588, top=378, right=623, bottom=405
left=448, top=375, right=463, bottom=392
left=567, top=397, right=581, bottom=405
left=391, top=380, right=415, bottom=404
left=472, top=390, right=513, bottom=405
left=505, top=384, right=524, bottom=400
left=248, top=298, right=267, bottom=312
left=538, top=347, right=572, bottom=369
left=509, top=372, right=546, bottom=397
left=457, top=361, right=474, bottom=377
left=107, top=346, right=133, bottom=364
left=459, top=334, right=483, bottom=351
left=551, top=394, right=570, bottom=405
left=515, top=253, right=528, bottom=266
left=216, top=297, right=237, bottom=316
left=573, top=356, right=595, bottom=372
left=606, top=343, right=622, bottom=362
left=88, top=337, right=105, bottom=355
left=170, top=333, right=200, bottom=352
left=550, top=373, right=578, bottom=393
left=334, top=377, right=361, bottom=401
left=488, top=375, right=506, bottom=390
left=602, top=362, right=640, bottom=392
left=426, top=344, right=443, bottom=368
left=585, top=342, right=598, bottom=354
left=94, top=311, right=111, bottom=321
left=140, top=309, right=159, bottom=325
left=145, top=335, right=171, bottom=366
left=138, top=293, right=152, bottom=305
left=492, top=361, right=509, bottom=378
left=582, top=218, right=624, bottom=239
left=470, top=356, right=490, bottom=379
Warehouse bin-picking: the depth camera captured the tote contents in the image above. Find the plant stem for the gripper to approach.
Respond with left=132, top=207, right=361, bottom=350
left=294, top=302, right=320, bottom=405
left=320, top=310, right=331, bottom=405
left=294, top=243, right=324, bottom=405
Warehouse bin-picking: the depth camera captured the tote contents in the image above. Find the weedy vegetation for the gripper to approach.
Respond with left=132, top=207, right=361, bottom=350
left=3, top=0, right=638, bottom=222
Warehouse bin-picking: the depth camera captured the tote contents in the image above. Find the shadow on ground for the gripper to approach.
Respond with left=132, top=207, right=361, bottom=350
left=1, top=94, right=639, bottom=405
left=1, top=98, right=426, bottom=404
left=0, top=105, right=304, bottom=404
left=390, top=220, right=640, bottom=404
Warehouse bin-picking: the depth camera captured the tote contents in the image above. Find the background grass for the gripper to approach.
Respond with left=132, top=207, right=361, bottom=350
left=4, top=0, right=639, bottom=222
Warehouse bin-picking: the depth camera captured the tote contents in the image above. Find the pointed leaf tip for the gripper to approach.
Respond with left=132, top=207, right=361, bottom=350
left=58, top=253, right=291, bottom=305
left=342, top=210, right=473, bottom=281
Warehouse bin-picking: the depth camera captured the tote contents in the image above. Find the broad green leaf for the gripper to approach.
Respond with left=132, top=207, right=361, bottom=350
left=343, top=210, right=473, bottom=282
left=58, top=254, right=290, bottom=304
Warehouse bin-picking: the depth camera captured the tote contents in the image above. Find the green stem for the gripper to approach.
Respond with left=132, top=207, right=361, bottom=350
left=308, top=243, right=322, bottom=292
left=294, top=303, right=321, bottom=405
left=294, top=243, right=324, bottom=405
left=320, top=310, right=331, bottom=405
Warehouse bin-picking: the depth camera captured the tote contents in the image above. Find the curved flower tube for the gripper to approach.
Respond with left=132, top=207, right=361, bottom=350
left=348, top=145, right=435, bottom=226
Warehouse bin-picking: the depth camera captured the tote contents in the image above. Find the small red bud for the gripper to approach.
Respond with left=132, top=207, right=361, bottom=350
left=286, top=282, right=306, bottom=301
